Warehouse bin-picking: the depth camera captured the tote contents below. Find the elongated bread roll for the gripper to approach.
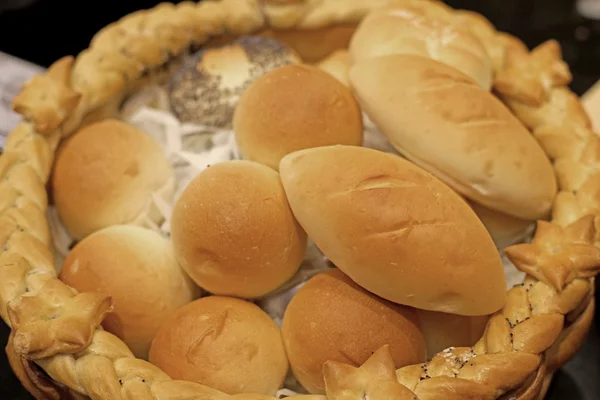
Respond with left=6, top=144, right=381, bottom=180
left=279, top=145, right=506, bottom=316
left=350, top=4, right=492, bottom=89
left=350, top=54, right=557, bottom=220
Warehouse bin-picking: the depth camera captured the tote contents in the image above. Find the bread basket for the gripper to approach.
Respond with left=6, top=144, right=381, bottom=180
left=1, top=0, right=598, bottom=399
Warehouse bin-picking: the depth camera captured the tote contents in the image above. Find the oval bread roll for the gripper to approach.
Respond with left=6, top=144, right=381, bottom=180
left=279, top=145, right=506, bottom=316
left=170, top=160, right=307, bottom=298
left=350, top=4, right=493, bottom=89
left=233, top=64, right=363, bottom=170
left=52, top=119, right=174, bottom=240
left=350, top=54, right=557, bottom=220
left=149, top=296, right=288, bottom=396
left=60, top=225, right=200, bottom=359
left=282, top=269, right=426, bottom=394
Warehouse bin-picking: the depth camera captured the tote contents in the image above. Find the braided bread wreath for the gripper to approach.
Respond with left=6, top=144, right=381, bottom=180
left=2, top=0, right=600, bottom=399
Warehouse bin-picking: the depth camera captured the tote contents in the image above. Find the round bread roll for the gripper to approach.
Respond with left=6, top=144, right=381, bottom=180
left=171, top=160, right=307, bottom=298
left=469, top=201, right=534, bottom=250
left=350, top=54, right=557, bottom=220
left=169, top=36, right=300, bottom=128
left=350, top=3, right=493, bottom=89
left=280, top=145, right=506, bottom=316
left=282, top=269, right=426, bottom=394
left=316, top=49, right=351, bottom=86
left=59, top=225, right=200, bottom=359
left=52, top=119, right=174, bottom=240
left=415, top=309, right=489, bottom=358
left=149, top=296, right=288, bottom=395
left=233, top=64, right=363, bottom=170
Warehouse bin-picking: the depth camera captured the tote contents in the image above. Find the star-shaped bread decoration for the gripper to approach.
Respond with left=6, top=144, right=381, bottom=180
left=323, top=345, right=417, bottom=400
left=494, top=39, right=572, bottom=106
left=12, top=56, right=81, bottom=134
left=6, top=277, right=113, bottom=360
left=505, top=215, right=600, bottom=291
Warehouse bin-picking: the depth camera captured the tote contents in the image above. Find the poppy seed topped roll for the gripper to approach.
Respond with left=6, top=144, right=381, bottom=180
left=169, top=36, right=301, bottom=128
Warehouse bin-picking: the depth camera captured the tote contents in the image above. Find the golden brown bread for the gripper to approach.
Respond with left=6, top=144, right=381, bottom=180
left=60, top=225, right=200, bottom=359
left=51, top=119, right=174, bottom=240
left=279, top=145, right=506, bottom=316
left=350, top=54, right=558, bottom=220
left=1, top=1, right=599, bottom=399
left=316, top=50, right=351, bottom=86
left=469, top=201, right=534, bottom=250
left=415, top=309, right=488, bottom=358
left=282, top=269, right=426, bottom=394
left=170, top=160, right=307, bottom=298
left=258, top=25, right=357, bottom=62
left=149, top=296, right=289, bottom=396
left=233, top=64, right=363, bottom=170
left=349, top=4, right=493, bottom=89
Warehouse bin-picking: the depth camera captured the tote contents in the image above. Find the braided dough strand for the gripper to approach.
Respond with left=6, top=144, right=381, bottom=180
left=0, top=1, right=598, bottom=399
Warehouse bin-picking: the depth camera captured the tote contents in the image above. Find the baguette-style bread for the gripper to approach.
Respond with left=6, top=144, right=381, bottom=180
left=60, top=225, right=200, bottom=359
left=170, top=160, right=307, bottom=298
left=349, top=4, right=493, bottom=89
left=279, top=145, right=506, bottom=316
left=282, top=269, right=426, bottom=394
left=233, top=64, right=363, bottom=170
left=350, top=54, right=557, bottom=220
left=51, top=119, right=174, bottom=240
left=149, top=296, right=289, bottom=396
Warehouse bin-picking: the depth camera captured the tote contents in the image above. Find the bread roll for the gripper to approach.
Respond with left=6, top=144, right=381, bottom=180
left=350, top=54, right=557, bottom=220
left=350, top=4, right=493, bottom=89
left=279, top=145, right=506, bottom=316
left=415, top=309, right=489, bottom=358
left=233, top=64, right=363, bottom=170
left=52, top=119, right=174, bottom=240
left=469, top=201, right=534, bottom=250
left=171, top=160, right=307, bottom=298
left=258, top=25, right=357, bottom=62
left=149, top=296, right=288, bottom=395
left=60, top=225, right=199, bottom=359
left=317, top=49, right=351, bottom=86
left=169, top=36, right=300, bottom=128
left=282, top=269, right=426, bottom=394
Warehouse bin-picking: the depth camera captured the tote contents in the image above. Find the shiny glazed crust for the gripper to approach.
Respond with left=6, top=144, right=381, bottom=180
left=1, top=0, right=598, bottom=399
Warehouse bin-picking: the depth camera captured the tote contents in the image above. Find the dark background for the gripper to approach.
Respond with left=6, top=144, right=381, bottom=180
left=0, top=0, right=599, bottom=399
